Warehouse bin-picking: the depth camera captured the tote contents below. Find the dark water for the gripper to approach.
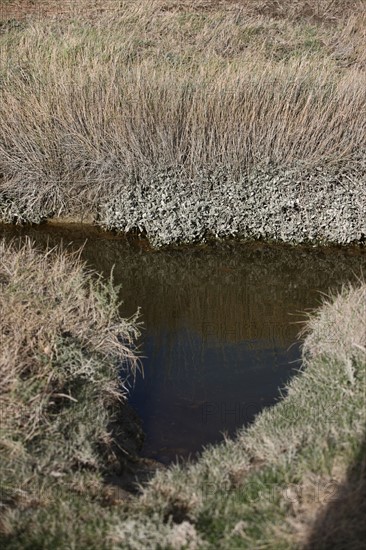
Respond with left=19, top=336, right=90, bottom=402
left=1, top=223, right=365, bottom=463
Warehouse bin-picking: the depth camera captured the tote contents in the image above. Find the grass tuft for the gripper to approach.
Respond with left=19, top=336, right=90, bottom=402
left=0, top=238, right=140, bottom=547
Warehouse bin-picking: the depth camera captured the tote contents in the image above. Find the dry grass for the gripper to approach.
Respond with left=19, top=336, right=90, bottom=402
left=0, top=238, right=140, bottom=545
left=0, top=0, right=362, bottom=23
left=302, top=281, right=366, bottom=385
left=0, top=0, right=365, bottom=222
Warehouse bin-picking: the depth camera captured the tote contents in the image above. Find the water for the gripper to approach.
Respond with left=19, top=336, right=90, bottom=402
left=1, top=223, right=365, bottom=463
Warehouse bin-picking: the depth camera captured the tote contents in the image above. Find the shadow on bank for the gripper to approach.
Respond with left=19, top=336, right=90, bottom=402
left=305, top=429, right=366, bottom=550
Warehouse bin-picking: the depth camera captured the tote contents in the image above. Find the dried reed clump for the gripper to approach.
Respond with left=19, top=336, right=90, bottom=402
left=0, top=0, right=365, bottom=228
left=0, top=238, right=140, bottom=529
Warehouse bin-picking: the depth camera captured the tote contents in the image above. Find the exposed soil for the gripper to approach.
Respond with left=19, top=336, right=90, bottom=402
left=1, top=0, right=357, bottom=22
left=105, top=400, right=167, bottom=498
left=0, top=0, right=122, bottom=21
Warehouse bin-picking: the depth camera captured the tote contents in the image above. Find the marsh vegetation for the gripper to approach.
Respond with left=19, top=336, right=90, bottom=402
left=1, top=1, right=366, bottom=548
left=0, top=238, right=141, bottom=547
left=1, top=236, right=365, bottom=548
left=0, top=0, right=365, bottom=244
left=1, top=229, right=365, bottom=548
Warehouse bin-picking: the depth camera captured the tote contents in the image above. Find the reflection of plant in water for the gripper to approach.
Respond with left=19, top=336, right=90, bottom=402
left=2, top=225, right=365, bottom=350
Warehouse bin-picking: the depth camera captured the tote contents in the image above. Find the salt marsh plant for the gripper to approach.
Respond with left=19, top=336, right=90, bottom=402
left=0, top=0, right=365, bottom=231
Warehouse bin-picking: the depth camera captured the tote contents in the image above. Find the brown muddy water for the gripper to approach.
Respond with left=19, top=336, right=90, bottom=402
left=1, top=223, right=365, bottom=464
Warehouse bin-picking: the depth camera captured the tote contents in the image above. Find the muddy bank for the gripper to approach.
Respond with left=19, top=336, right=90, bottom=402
left=105, top=400, right=166, bottom=497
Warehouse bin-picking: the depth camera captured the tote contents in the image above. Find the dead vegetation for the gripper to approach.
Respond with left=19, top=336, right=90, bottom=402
left=0, top=1, right=362, bottom=23
left=0, top=0, right=365, bottom=223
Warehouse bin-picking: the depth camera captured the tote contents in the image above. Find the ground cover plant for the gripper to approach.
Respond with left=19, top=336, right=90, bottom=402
left=0, top=1, right=365, bottom=245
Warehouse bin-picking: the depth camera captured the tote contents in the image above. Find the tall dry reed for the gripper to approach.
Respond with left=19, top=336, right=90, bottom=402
left=0, top=0, right=365, bottom=219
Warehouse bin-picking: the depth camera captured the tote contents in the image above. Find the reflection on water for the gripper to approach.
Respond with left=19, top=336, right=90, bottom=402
left=135, top=330, right=300, bottom=463
left=1, top=223, right=365, bottom=463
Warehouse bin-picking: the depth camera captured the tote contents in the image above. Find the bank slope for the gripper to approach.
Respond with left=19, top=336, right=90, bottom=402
left=116, top=282, right=366, bottom=549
